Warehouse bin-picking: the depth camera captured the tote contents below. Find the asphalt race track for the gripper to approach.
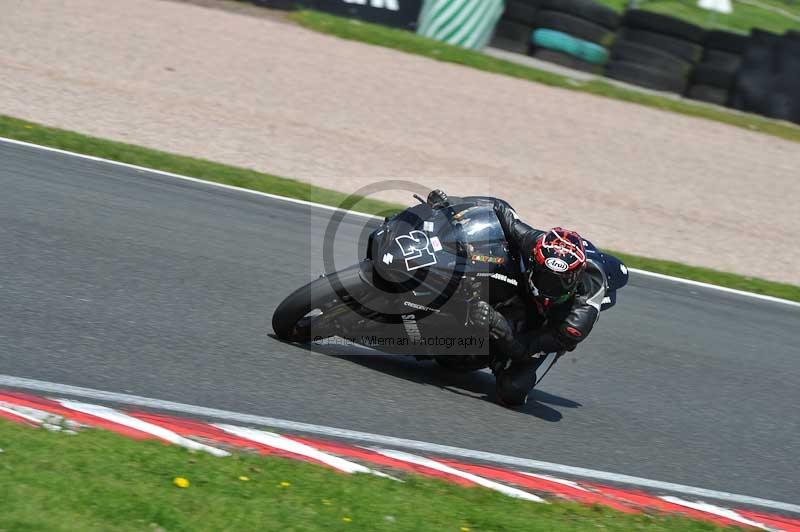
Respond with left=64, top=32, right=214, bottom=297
left=1, top=140, right=798, bottom=506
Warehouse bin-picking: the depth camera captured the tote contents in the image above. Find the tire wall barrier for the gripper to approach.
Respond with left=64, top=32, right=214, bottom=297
left=486, top=1, right=800, bottom=124
left=681, top=29, right=745, bottom=106
left=417, top=0, right=506, bottom=50
left=532, top=29, right=608, bottom=73
left=491, top=0, right=619, bottom=71
left=730, top=30, right=800, bottom=124
left=243, top=0, right=800, bottom=124
left=604, top=10, right=705, bottom=94
left=490, top=0, right=542, bottom=54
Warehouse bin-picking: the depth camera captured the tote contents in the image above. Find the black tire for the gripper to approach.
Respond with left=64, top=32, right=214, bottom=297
left=532, top=48, right=605, bottom=74
left=610, top=40, right=691, bottom=76
left=702, top=49, right=742, bottom=71
left=492, top=19, right=533, bottom=54
left=729, top=34, right=774, bottom=115
left=272, top=263, right=372, bottom=343
left=539, top=0, right=620, bottom=30
left=535, top=10, right=616, bottom=46
left=504, top=0, right=538, bottom=25
left=685, top=84, right=730, bottom=106
left=622, top=9, right=705, bottom=43
left=620, top=28, right=703, bottom=63
left=691, top=63, right=736, bottom=89
left=704, top=29, right=749, bottom=54
left=605, top=60, right=688, bottom=93
left=272, top=275, right=339, bottom=342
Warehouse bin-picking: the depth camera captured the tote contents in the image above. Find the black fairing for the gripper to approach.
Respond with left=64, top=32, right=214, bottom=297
left=601, top=253, right=630, bottom=291
left=583, top=240, right=629, bottom=311
left=368, top=198, right=518, bottom=302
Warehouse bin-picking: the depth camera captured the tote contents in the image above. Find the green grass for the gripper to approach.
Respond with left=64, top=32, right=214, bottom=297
left=612, top=251, right=800, bottom=300
left=289, top=10, right=800, bottom=145
left=1, top=114, right=798, bottom=303
left=0, top=420, right=734, bottom=531
left=596, top=0, right=800, bottom=34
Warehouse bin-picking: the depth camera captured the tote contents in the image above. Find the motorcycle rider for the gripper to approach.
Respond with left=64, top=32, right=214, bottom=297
left=426, top=189, right=607, bottom=406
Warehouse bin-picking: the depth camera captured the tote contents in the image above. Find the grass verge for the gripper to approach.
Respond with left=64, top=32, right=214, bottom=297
left=288, top=10, right=800, bottom=146
left=611, top=251, right=800, bottom=300
left=0, top=419, right=732, bottom=531
left=0, top=117, right=392, bottom=217
left=1, top=114, right=798, bottom=303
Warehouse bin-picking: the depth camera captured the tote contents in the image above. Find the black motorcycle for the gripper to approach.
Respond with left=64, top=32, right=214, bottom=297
left=272, top=196, right=629, bottom=398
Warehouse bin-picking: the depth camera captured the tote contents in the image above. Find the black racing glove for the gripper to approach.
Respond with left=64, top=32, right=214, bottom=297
left=426, top=189, right=449, bottom=209
left=473, top=301, right=571, bottom=363
left=470, top=301, right=511, bottom=341
left=527, top=330, right=576, bottom=354
left=471, top=301, right=511, bottom=374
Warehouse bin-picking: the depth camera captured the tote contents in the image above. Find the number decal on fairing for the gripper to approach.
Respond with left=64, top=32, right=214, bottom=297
left=395, top=230, right=437, bottom=271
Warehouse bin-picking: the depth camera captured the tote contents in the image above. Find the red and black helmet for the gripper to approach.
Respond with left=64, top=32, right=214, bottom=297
left=528, top=228, right=587, bottom=302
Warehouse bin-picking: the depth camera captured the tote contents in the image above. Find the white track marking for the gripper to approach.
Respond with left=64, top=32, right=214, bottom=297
left=1, top=376, right=796, bottom=514
left=215, top=424, right=388, bottom=478
left=372, top=448, right=545, bottom=502
left=0, top=137, right=373, bottom=219
left=628, top=269, right=800, bottom=308
left=0, top=402, right=72, bottom=428
left=58, top=399, right=230, bottom=457
left=518, top=471, right=589, bottom=491
left=660, top=496, right=779, bottom=531
left=1, top=136, right=797, bottom=308
left=0, top=405, right=44, bottom=424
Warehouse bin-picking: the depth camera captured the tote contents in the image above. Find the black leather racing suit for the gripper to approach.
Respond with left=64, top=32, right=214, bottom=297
left=488, top=201, right=608, bottom=365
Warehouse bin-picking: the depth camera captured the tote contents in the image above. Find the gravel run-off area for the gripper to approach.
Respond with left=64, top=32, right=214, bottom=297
left=1, top=0, right=798, bottom=284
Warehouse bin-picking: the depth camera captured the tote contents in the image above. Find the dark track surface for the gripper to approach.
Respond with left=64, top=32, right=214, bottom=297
left=1, top=141, right=798, bottom=504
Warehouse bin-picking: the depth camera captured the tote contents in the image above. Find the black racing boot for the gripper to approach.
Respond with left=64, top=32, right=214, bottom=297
left=494, top=356, right=542, bottom=407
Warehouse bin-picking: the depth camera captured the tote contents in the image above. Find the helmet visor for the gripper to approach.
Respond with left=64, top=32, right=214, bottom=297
left=530, top=268, right=580, bottom=300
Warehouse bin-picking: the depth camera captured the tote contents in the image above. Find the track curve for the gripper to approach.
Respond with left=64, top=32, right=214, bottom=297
left=1, top=140, right=798, bottom=505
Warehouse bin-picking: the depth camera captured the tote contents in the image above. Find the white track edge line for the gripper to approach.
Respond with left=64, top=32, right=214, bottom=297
left=0, top=136, right=374, bottom=219
left=628, top=268, right=800, bottom=308
left=371, top=448, right=545, bottom=502
left=0, top=404, right=44, bottom=424
left=214, top=424, right=373, bottom=475
left=58, top=399, right=230, bottom=457
left=660, top=496, right=777, bottom=531
left=1, top=374, right=797, bottom=515
left=518, top=471, right=589, bottom=492
left=1, top=136, right=797, bottom=308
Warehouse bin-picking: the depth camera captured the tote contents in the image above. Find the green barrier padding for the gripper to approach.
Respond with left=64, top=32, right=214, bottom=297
left=532, top=28, right=609, bottom=64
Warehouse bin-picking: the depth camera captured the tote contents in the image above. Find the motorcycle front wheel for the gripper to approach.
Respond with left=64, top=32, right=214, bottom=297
left=271, top=265, right=363, bottom=343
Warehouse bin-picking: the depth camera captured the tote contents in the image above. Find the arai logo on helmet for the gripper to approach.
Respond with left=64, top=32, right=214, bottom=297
left=544, top=257, right=569, bottom=272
